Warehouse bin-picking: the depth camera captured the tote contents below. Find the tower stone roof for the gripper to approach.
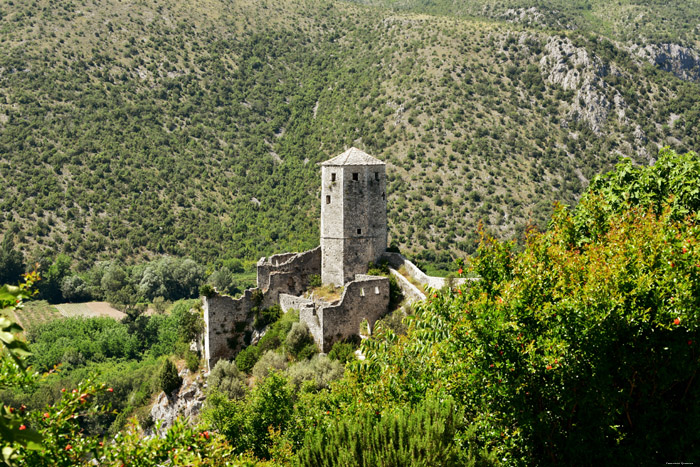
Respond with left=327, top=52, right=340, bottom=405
left=320, top=147, right=385, bottom=166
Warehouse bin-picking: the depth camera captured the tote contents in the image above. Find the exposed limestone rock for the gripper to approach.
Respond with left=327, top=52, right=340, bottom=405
left=631, top=43, right=700, bottom=82
left=539, top=36, right=628, bottom=135
left=148, top=368, right=206, bottom=435
left=499, top=7, right=571, bottom=30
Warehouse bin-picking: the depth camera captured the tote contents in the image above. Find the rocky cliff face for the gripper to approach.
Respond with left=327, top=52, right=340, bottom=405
left=539, top=36, right=627, bottom=135
left=632, top=43, right=700, bottom=82
left=148, top=368, right=206, bottom=435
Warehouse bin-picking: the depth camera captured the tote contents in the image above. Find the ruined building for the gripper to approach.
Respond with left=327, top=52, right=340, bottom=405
left=203, top=148, right=391, bottom=369
left=202, top=147, right=472, bottom=370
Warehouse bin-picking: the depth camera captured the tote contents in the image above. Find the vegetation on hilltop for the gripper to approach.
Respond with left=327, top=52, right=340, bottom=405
left=1, top=0, right=699, bottom=275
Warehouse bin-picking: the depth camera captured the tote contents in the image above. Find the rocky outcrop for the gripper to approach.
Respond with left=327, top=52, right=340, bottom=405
left=500, top=7, right=571, bottom=30
left=539, top=36, right=629, bottom=135
left=148, top=368, right=206, bottom=435
left=631, top=43, right=700, bottom=82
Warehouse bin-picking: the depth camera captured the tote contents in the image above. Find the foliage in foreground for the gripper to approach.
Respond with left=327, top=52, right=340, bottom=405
left=297, top=395, right=471, bottom=467
left=338, top=150, right=700, bottom=464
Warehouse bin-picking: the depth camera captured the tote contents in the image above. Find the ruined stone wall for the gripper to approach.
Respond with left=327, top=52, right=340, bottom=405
left=312, top=274, right=389, bottom=352
left=203, top=289, right=259, bottom=370
left=300, top=305, right=324, bottom=353
left=389, top=268, right=426, bottom=304
left=382, top=252, right=474, bottom=290
left=279, top=293, right=314, bottom=314
left=257, top=246, right=321, bottom=303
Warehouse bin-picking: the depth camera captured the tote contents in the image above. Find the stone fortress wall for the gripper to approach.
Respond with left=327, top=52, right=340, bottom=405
left=382, top=252, right=476, bottom=291
left=256, top=246, right=321, bottom=304
left=203, top=289, right=259, bottom=370
left=204, top=247, right=322, bottom=369
left=203, top=147, right=472, bottom=370
left=296, top=274, right=389, bottom=352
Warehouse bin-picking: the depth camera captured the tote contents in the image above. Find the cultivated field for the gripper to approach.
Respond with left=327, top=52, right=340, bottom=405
left=13, top=301, right=126, bottom=331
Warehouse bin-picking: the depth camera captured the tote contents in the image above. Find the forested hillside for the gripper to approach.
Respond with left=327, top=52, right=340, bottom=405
left=1, top=0, right=699, bottom=272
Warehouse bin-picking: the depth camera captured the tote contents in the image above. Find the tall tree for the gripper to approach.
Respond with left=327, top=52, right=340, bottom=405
left=0, top=233, right=25, bottom=285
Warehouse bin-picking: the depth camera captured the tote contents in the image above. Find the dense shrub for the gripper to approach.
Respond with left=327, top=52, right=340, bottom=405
left=286, top=355, right=344, bottom=391
left=285, top=322, right=315, bottom=359
left=158, top=359, right=182, bottom=395
left=344, top=151, right=700, bottom=463
left=208, top=359, right=247, bottom=400
left=252, top=350, right=288, bottom=381
left=297, top=396, right=468, bottom=466
left=203, top=372, right=293, bottom=459
left=185, top=350, right=200, bottom=373
left=235, top=345, right=261, bottom=373
left=327, top=341, right=357, bottom=364
left=254, top=304, right=281, bottom=329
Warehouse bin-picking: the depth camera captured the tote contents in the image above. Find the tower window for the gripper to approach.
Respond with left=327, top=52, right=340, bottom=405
left=326, top=195, right=331, bottom=204
left=331, top=173, right=336, bottom=182
left=375, top=172, right=379, bottom=180
left=374, top=286, right=380, bottom=295
left=352, top=172, right=359, bottom=181
left=357, top=228, right=362, bottom=235
left=382, top=192, right=385, bottom=200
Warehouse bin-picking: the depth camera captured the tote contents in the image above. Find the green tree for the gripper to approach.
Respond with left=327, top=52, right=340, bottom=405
left=158, top=359, right=182, bottom=396
left=0, top=233, right=25, bottom=286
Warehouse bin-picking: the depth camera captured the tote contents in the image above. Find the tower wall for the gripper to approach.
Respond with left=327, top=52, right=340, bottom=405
left=320, top=163, right=386, bottom=286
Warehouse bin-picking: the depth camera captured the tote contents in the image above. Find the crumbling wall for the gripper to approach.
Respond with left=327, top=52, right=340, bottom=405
left=257, top=246, right=321, bottom=302
left=279, top=293, right=314, bottom=314
left=203, top=289, right=259, bottom=370
left=382, top=252, right=474, bottom=290
left=389, top=268, right=426, bottom=303
left=311, top=274, right=389, bottom=352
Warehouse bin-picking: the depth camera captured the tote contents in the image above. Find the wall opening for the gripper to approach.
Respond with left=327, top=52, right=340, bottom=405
left=357, top=228, right=362, bottom=235
left=360, top=288, right=365, bottom=297
left=374, top=286, right=379, bottom=294
left=326, top=195, right=331, bottom=204
left=352, top=172, right=359, bottom=181
left=331, top=173, right=336, bottom=182
left=382, top=192, right=385, bottom=200
left=375, top=172, right=379, bottom=180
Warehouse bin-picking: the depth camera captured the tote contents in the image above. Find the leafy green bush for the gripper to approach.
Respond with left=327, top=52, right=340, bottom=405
left=204, top=372, right=292, bottom=459
left=185, top=350, right=200, bottom=373
left=158, top=359, right=182, bottom=395
left=199, top=283, right=215, bottom=298
left=309, top=274, right=322, bottom=288
left=207, top=267, right=236, bottom=295
left=252, top=350, right=288, bottom=381
left=327, top=341, right=357, bottom=364
left=285, top=322, right=315, bottom=359
left=208, top=359, right=247, bottom=400
left=235, top=345, right=261, bottom=373
left=286, top=355, right=344, bottom=391
left=344, top=151, right=700, bottom=463
left=254, top=304, right=281, bottom=330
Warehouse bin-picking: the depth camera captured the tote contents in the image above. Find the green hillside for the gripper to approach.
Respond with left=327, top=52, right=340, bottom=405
left=1, top=0, right=699, bottom=272
left=347, top=0, right=700, bottom=46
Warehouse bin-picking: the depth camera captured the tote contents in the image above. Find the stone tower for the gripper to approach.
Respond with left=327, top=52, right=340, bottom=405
left=320, top=148, right=387, bottom=286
